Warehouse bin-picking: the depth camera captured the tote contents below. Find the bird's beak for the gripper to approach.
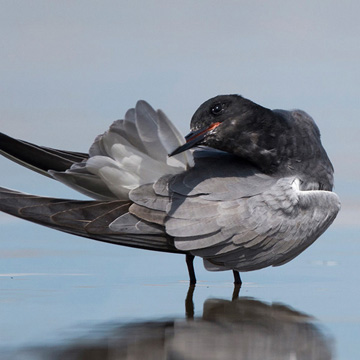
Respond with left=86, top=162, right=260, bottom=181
left=169, top=122, right=221, bottom=156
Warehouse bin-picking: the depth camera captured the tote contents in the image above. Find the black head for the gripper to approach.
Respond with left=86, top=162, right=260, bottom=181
left=189, top=95, right=253, bottom=132
left=170, top=94, right=334, bottom=189
left=171, top=95, right=290, bottom=172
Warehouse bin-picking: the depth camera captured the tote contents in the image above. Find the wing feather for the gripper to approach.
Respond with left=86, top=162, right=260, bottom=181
left=0, top=132, right=88, bottom=177
left=51, top=101, right=194, bottom=200
left=0, top=187, right=181, bottom=254
left=129, top=159, right=340, bottom=272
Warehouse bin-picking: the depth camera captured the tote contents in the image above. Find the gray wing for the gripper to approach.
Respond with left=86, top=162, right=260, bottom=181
left=130, top=151, right=341, bottom=272
left=0, top=187, right=181, bottom=254
left=50, top=101, right=193, bottom=200
left=0, top=101, right=193, bottom=201
left=0, top=101, right=193, bottom=254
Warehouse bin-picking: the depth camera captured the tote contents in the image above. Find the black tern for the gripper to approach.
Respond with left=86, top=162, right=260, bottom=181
left=0, top=95, right=340, bottom=284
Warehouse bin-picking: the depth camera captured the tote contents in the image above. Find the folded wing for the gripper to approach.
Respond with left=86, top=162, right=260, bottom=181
left=130, top=152, right=341, bottom=271
left=0, top=187, right=181, bottom=253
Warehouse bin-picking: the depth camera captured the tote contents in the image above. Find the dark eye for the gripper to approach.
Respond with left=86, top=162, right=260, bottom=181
left=210, top=103, right=224, bottom=115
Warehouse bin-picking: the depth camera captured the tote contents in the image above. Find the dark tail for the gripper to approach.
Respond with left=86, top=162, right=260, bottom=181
left=0, top=132, right=88, bottom=177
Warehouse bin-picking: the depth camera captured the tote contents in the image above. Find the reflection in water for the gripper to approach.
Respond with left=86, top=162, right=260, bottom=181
left=9, top=286, right=333, bottom=360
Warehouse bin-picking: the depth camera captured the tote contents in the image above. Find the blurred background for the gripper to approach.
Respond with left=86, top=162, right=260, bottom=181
left=0, top=1, right=359, bottom=359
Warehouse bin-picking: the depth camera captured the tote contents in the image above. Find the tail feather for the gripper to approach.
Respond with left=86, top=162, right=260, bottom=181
left=0, top=187, right=181, bottom=254
left=0, top=132, right=88, bottom=177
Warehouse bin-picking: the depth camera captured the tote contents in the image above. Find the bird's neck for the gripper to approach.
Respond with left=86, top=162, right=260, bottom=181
left=248, top=147, right=334, bottom=191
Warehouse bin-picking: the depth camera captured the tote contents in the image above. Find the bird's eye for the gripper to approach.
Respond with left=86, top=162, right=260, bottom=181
left=210, top=103, right=224, bottom=115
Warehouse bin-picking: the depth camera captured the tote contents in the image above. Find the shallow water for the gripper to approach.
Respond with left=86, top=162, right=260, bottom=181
left=4, top=291, right=334, bottom=360
left=0, top=220, right=359, bottom=359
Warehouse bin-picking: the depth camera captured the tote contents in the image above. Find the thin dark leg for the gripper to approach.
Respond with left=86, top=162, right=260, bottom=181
left=186, top=254, right=196, bottom=285
left=233, top=270, right=242, bottom=285
left=232, top=271, right=242, bottom=300
left=185, top=284, right=195, bottom=319
left=232, top=284, right=241, bottom=301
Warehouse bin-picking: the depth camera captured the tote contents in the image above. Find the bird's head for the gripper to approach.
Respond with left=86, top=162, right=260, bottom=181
left=170, top=95, right=291, bottom=173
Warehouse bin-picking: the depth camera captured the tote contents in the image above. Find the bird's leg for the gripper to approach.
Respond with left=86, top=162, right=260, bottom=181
left=232, top=270, right=242, bottom=300
left=186, top=254, right=196, bottom=285
left=232, top=284, right=241, bottom=301
left=185, top=284, right=196, bottom=319
left=233, top=270, right=242, bottom=285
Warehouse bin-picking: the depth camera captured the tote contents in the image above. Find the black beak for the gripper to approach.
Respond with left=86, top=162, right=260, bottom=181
left=169, top=122, right=221, bottom=156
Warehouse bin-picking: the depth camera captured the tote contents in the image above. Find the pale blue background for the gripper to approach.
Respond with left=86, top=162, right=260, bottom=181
left=0, top=1, right=359, bottom=359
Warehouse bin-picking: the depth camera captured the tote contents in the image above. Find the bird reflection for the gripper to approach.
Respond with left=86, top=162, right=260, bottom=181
left=185, top=283, right=241, bottom=319
left=12, top=286, right=333, bottom=360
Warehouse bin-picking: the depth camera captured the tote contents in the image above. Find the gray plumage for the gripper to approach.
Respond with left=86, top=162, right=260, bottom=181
left=0, top=96, right=340, bottom=282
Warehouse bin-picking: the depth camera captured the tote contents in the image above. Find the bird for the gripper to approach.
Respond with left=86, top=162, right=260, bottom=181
left=0, top=95, right=341, bottom=285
